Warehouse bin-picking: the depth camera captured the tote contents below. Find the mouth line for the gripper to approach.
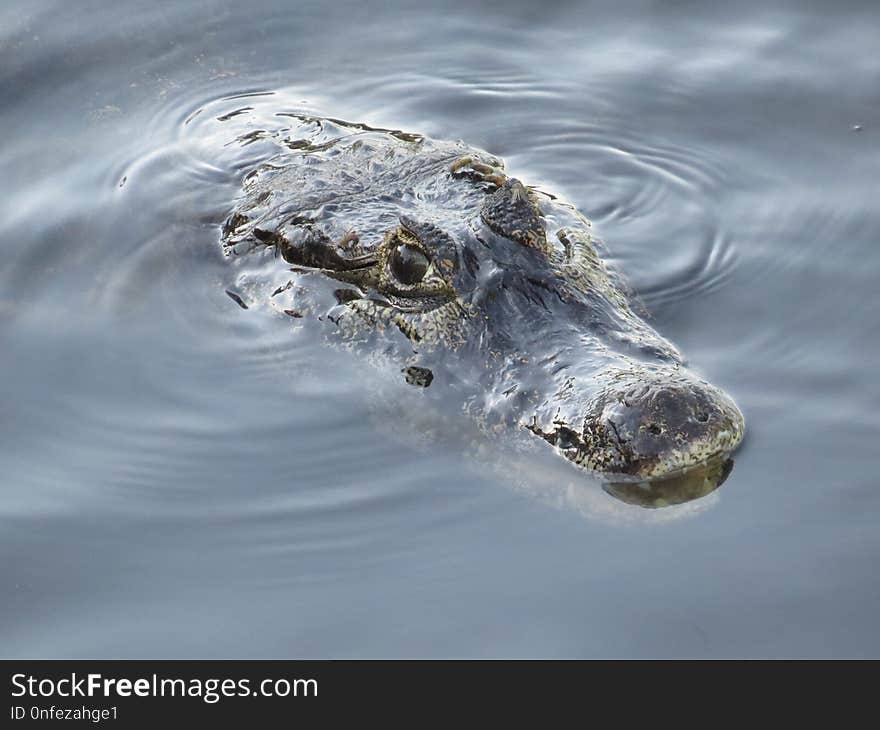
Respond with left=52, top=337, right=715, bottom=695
left=531, top=419, right=740, bottom=481
left=599, top=450, right=733, bottom=483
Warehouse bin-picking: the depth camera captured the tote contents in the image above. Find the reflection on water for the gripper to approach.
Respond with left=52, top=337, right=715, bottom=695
left=1, top=0, right=879, bottom=657
left=604, top=457, right=734, bottom=509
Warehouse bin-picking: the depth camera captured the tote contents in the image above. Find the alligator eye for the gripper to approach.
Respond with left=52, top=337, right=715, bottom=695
left=390, top=244, right=429, bottom=285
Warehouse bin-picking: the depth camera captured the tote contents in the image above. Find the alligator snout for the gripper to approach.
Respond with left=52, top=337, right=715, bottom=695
left=530, top=366, right=745, bottom=481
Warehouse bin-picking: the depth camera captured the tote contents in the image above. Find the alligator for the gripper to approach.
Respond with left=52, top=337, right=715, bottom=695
left=222, top=116, right=745, bottom=506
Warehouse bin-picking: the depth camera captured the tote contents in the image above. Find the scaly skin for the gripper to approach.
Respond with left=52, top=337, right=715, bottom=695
left=222, top=116, right=745, bottom=490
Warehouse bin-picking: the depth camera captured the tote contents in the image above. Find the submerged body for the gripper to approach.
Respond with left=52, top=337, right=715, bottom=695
left=222, top=116, right=744, bottom=502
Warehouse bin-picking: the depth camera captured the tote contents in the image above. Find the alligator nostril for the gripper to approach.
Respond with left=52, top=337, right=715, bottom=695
left=647, top=423, right=663, bottom=436
left=696, top=412, right=710, bottom=423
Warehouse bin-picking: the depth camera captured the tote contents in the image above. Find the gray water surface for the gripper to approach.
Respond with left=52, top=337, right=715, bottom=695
left=1, top=0, right=879, bottom=658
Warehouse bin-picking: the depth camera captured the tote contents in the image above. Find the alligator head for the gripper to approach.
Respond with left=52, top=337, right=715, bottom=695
left=223, top=130, right=745, bottom=496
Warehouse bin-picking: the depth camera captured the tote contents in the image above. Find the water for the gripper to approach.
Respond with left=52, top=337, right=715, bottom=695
left=1, top=0, right=878, bottom=658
